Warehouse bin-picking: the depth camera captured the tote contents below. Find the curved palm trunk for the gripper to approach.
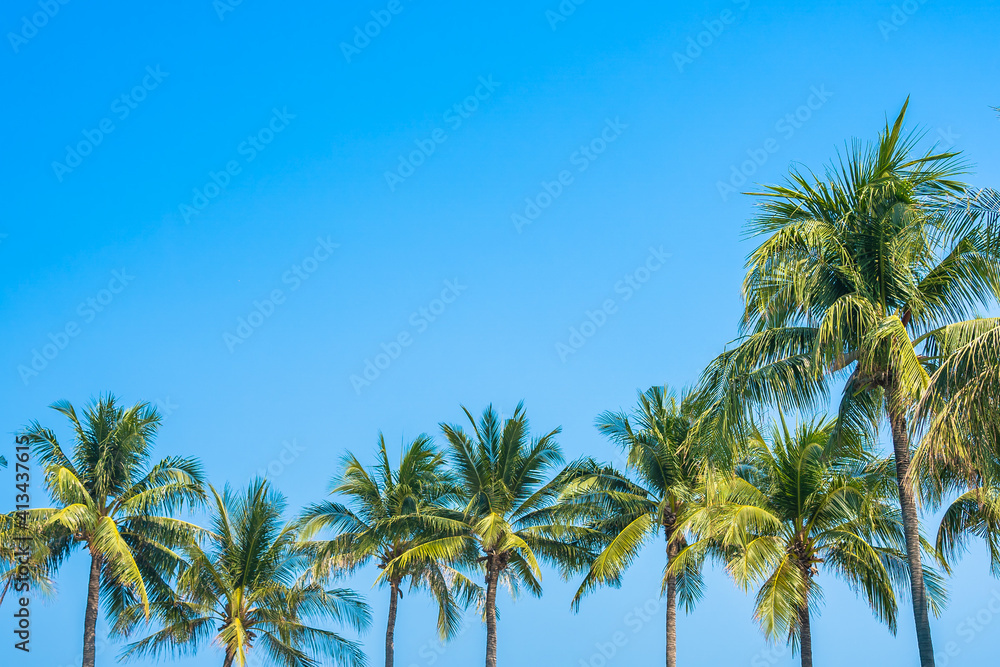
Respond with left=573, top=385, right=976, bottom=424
left=886, top=388, right=935, bottom=667
left=798, top=602, right=812, bottom=667
left=665, top=539, right=678, bottom=667
left=222, top=650, right=235, bottom=667
left=385, top=580, right=400, bottom=667
left=82, top=550, right=101, bottom=667
left=485, top=559, right=500, bottom=667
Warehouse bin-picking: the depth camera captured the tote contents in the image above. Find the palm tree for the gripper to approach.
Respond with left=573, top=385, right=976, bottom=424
left=382, top=402, right=593, bottom=667
left=677, top=415, right=945, bottom=667
left=20, top=395, right=205, bottom=667
left=566, top=386, right=713, bottom=667
left=299, top=434, right=479, bottom=667
left=694, top=100, right=1000, bottom=667
left=123, top=479, right=371, bottom=667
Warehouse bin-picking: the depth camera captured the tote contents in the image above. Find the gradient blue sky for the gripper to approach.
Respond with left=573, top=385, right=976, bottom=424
left=2, top=0, right=999, bottom=665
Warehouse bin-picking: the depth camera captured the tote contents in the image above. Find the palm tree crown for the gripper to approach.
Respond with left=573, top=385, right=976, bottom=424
left=124, top=479, right=371, bottom=667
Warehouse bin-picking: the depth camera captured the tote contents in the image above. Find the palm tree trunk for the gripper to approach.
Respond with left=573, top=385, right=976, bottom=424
left=485, top=559, right=500, bottom=667
left=82, top=550, right=101, bottom=667
left=222, top=650, right=235, bottom=667
left=798, top=602, right=813, bottom=667
left=665, top=539, right=678, bottom=667
left=886, top=387, right=935, bottom=667
left=385, top=579, right=400, bottom=667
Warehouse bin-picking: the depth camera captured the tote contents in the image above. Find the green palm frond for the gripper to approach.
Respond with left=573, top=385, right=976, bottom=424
left=304, top=432, right=481, bottom=643
left=124, top=479, right=371, bottom=667
left=683, top=415, right=926, bottom=653
left=18, top=394, right=206, bottom=649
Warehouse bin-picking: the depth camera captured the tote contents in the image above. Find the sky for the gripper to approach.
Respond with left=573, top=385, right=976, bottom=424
left=1, top=0, right=999, bottom=665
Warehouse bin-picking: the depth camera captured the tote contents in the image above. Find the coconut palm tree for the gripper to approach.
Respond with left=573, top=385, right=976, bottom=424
left=123, top=478, right=371, bottom=667
left=381, top=402, right=594, bottom=667
left=566, top=386, right=714, bottom=667
left=20, top=395, right=205, bottom=667
left=677, top=415, right=945, bottom=667
left=694, top=100, right=1000, bottom=667
left=299, top=434, right=480, bottom=667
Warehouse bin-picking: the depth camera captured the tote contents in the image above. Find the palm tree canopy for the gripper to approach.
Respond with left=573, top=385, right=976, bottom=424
left=299, top=434, right=479, bottom=640
left=695, top=100, right=1000, bottom=441
left=568, top=386, right=715, bottom=611
left=676, top=416, right=946, bottom=647
left=20, top=394, right=205, bottom=624
left=383, top=402, right=595, bottom=599
left=124, top=478, right=371, bottom=667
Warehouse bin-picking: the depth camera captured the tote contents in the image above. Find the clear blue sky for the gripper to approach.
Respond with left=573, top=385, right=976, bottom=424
left=2, top=0, right=999, bottom=665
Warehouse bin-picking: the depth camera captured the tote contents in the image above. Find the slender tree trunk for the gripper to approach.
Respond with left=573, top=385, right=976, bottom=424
left=665, top=537, right=678, bottom=667
left=485, top=559, right=500, bottom=667
left=82, top=550, right=102, bottom=667
left=222, top=650, right=235, bottom=667
left=798, top=602, right=813, bottom=667
left=385, top=579, right=400, bottom=667
left=886, top=384, right=935, bottom=667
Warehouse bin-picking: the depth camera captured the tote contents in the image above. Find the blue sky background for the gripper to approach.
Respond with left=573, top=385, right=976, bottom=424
left=2, top=0, right=999, bottom=665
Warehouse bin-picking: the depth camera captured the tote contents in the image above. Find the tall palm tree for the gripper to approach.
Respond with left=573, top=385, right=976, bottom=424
left=566, top=386, right=713, bottom=667
left=123, top=479, right=371, bottom=667
left=677, top=415, right=945, bottom=667
left=382, top=402, right=593, bottom=667
left=20, top=395, right=205, bottom=667
left=299, top=434, right=479, bottom=667
left=694, top=100, right=1000, bottom=667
